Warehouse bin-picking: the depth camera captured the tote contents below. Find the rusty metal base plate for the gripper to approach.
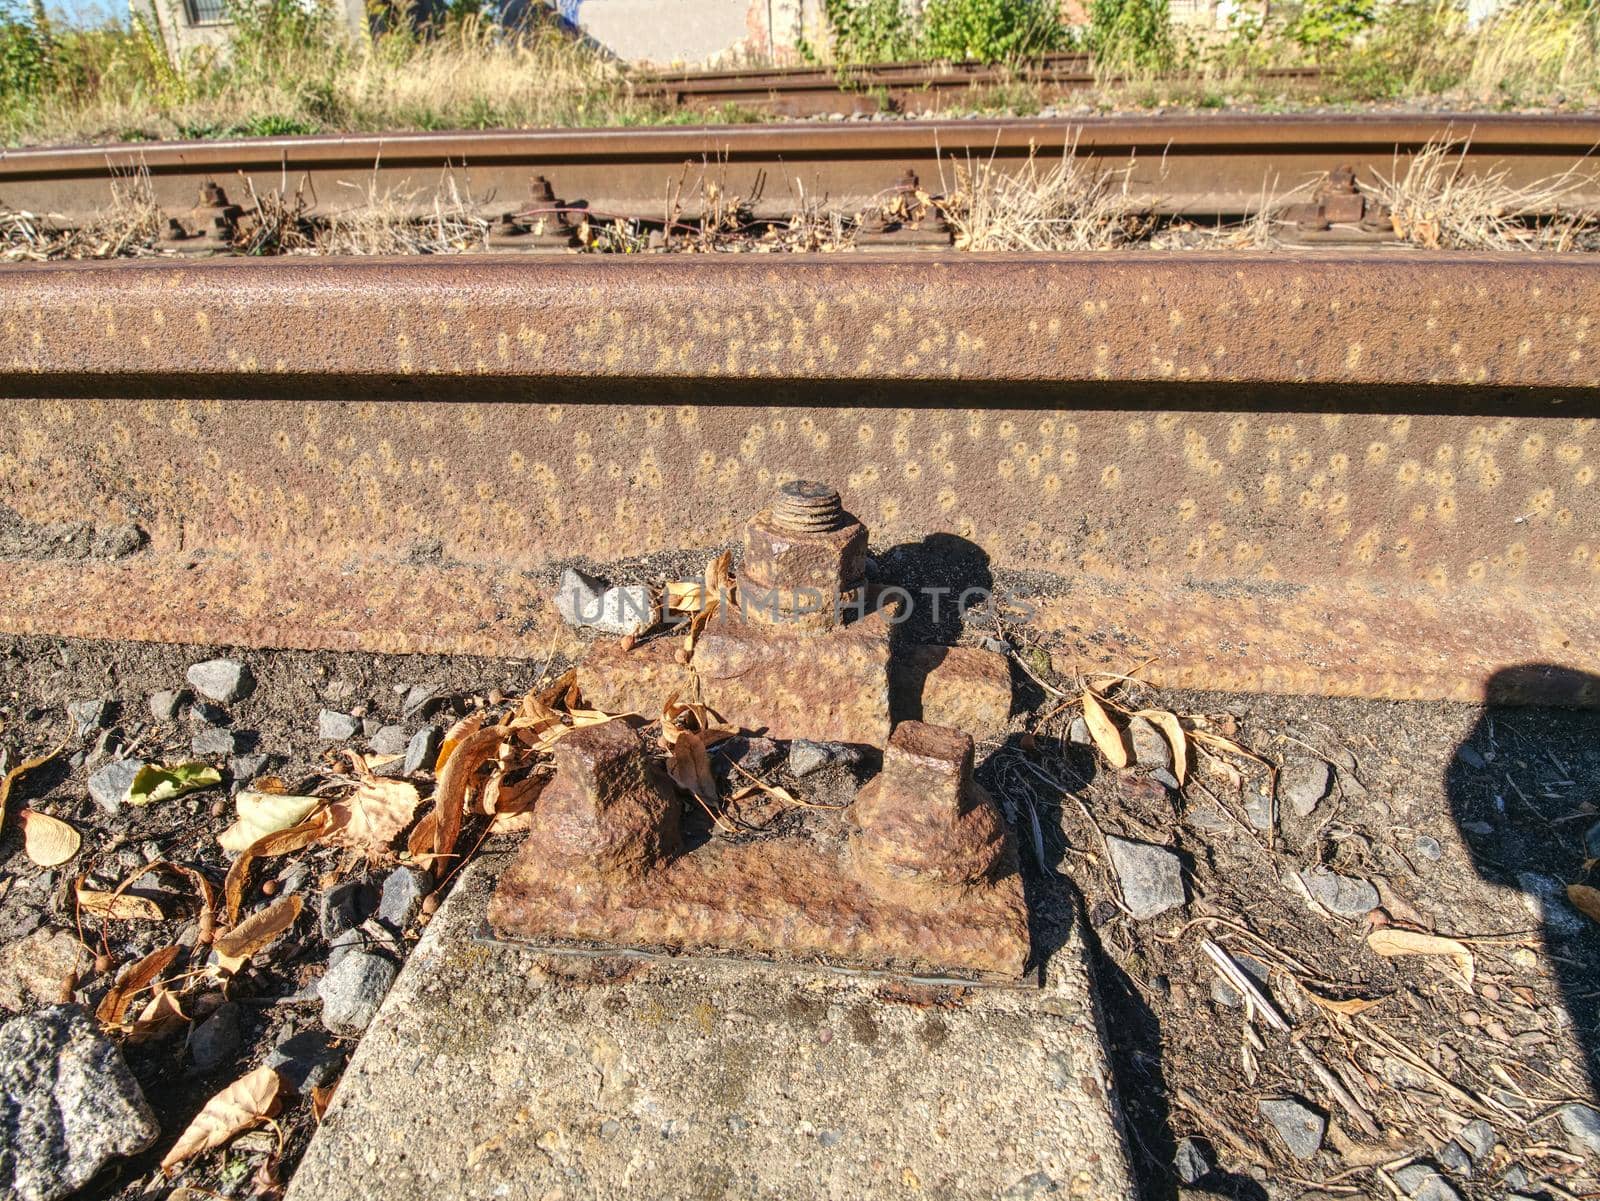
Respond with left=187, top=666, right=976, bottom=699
left=486, top=831, right=1031, bottom=983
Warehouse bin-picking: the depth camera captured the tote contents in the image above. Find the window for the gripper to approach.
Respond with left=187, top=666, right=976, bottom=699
left=184, top=0, right=230, bottom=25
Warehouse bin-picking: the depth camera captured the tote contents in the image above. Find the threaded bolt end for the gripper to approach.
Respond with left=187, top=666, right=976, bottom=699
left=772, top=480, right=844, bottom=532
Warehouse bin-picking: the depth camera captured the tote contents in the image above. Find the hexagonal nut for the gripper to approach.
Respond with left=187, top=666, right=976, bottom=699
left=741, top=509, right=867, bottom=620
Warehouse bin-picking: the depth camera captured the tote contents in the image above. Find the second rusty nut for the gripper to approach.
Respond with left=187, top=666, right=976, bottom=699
left=741, top=481, right=867, bottom=629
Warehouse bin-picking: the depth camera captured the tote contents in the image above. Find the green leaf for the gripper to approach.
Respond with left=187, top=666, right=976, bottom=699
left=129, top=762, right=222, bottom=807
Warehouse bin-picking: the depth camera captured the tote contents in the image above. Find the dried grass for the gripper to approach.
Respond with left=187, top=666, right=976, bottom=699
left=1, top=169, right=161, bottom=260
left=1371, top=138, right=1600, bottom=252
left=318, top=168, right=488, bottom=255
left=935, top=141, right=1152, bottom=251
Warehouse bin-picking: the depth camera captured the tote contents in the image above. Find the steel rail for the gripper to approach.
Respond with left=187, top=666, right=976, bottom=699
left=636, top=58, right=1326, bottom=116
left=1, top=251, right=1597, bottom=706
left=2, top=113, right=1597, bottom=226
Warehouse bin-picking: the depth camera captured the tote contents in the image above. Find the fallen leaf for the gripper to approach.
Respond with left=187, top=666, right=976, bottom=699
left=161, top=1066, right=284, bottom=1172
left=1303, top=986, right=1388, bottom=1016
left=76, top=887, right=164, bottom=921
left=223, top=816, right=324, bottom=926
left=129, top=762, right=222, bottom=806
left=1366, top=927, right=1475, bottom=990
left=1081, top=689, right=1129, bottom=770
left=1134, top=709, right=1188, bottom=784
left=1567, top=883, right=1600, bottom=925
left=0, top=738, right=66, bottom=832
left=322, top=778, right=421, bottom=851
left=97, top=944, right=181, bottom=1026
left=217, top=792, right=321, bottom=854
left=310, top=1082, right=337, bottom=1120
left=127, top=987, right=188, bottom=1043
left=435, top=711, right=488, bottom=775
left=213, top=894, right=303, bottom=973
left=432, top=725, right=507, bottom=861
left=20, top=809, right=80, bottom=866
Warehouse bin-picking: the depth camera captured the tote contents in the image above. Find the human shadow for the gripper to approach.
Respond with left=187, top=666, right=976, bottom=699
left=1447, top=664, right=1600, bottom=1100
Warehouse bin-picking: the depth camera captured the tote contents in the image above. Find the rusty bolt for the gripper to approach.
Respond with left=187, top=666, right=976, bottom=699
left=740, top=480, right=867, bottom=631
left=851, top=721, right=1013, bottom=887
left=200, top=181, right=229, bottom=208
left=522, top=720, right=681, bottom=882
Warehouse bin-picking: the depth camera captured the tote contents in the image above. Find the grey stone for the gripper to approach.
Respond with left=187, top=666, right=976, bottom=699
left=1174, top=1136, right=1212, bottom=1185
left=1105, top=837, right=1186, bottom=920
left=188, top=1001, right=242, bottom=1072
left=1258, top=1096, right=1325, bottom=1160
left=186, top=658, right=254, bottom=704
left=400, top=685, right=438, bottom=719
left=90, top=523, right=145, bottom=559
left=1126, top=716, right=1172, bottom=773
left=191, top=727, right=240, bottom=757
left=371, top=725, right=410, bottom=756
left=1436, top=1140, right=1472, bottom=1177
left=1243, top=789, right=1273, bottom=831
left=1304, top=868, right=1380, bottom=917
left=1455, top=744, right=1486, bottom=769
left=554, top=567, right=656, bottom=636
left=1518, top=871, right=1586, bottom=936
left=377, top=867, right=432, bottom=934
left=318, top=952, right=397, bottom=1036
left=1413, top=834, right=1443, bottom=861
left=188, top=700, right=230, bottom=726
left=0, top=928, right=92, bottom=1012
left=319, top=709, right=361, bottom=741
left=320, top=881, right=378, bottom=941
left=1067, top=717, right=1092, bottom=746
left=87, top=759, right=143, bottom=814
left=1185, top=801, right=1232, bottom=834
left=67, top=699, right=110, bottom=739
left=724, top=736, right=783, bottom=776
left=0, top=1005, right=159, bottom=1201
left=148, top=688, right=186, bottom=722
left=1585, top=820, right=1600, bottom=862
left=1210, top=953, right=1269, bottom=1008
left=1150, top=768, right=1180, bottom=791
left=1393, top=1163, right=1461, bottom=1201
left=403, top=726, right=441, bottom=776
left=1457, top=1119, right=1495, bottom=1162
left=1500, top=1164, right=1530, bottom=1189
left=266, top=1029, right=346, bottom=1093
left=1558, top=1103, right=1600, bottom=1158
left=361, top=717, right=381, bottom=738
left=817, top=1129, right=841, bottom=1148
left=326, top=926, right=365, bottom=970
left=229, top=753, right=269, bottom=784
left=788, top=740, right=858, bottom=778
left=1281, top=759, right=1331, bottom=816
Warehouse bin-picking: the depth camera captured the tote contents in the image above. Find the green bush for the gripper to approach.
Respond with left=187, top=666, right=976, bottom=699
left=920, top=0, right=1067, bottom=61
left=0, top=0, right=47, bottom=101
left=823, top=0, right=919, bottom=62
left=1286, top=0, right=1376, bottom=58
left=825, top=0, right=1064, bottom=64
left=1086, top=0, right=1173, bottom=69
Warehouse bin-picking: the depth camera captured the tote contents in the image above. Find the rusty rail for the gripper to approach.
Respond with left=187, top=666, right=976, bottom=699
left=1, top=251, right=1597, bottom=705
left=635, top=57, right=1325, bottom=116
left=2, top=113, right=1598, bottom=227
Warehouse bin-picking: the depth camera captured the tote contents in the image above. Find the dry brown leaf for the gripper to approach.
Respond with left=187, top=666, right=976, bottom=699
left=213, top=894, right=303, bottom=973
left=436, top=711, right=488, bottom=775
left=20, top=809, right=80, bottom=866
left=217, top=791, right=320, bottom=854
left=1081, top=688, right=1128, bottom=770
left=0, top=738, right=65, bottom=833
left=310, top=1081, right=337, bottom=1120
left=1567, top=883, right=1600, bottom=925
left=432, top=725, right=506, bottom=861
left=1134, top=710, right=1188, bottom=784
left=97, top=944, right=181, bottom=1026
left=127, top=987, right=188, bottom=1043
left=322, top=778, right=421, bottom=852
left=224, top=814, right=327, bottom=926
left=161, top=1066, right=284, bottom=1172
left=1303, top=986, right=1388, bottom=1017
left=1366, top=927, right=1475, bottom=990
left=77, top=887, right=164, bottom=921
